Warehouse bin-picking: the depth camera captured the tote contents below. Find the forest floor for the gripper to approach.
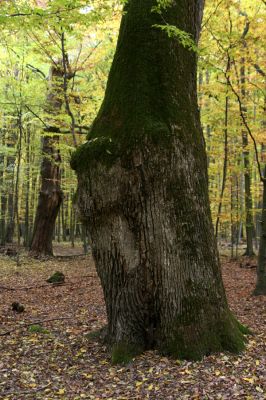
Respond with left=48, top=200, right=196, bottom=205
left=0, top=245, right=265, bottom=400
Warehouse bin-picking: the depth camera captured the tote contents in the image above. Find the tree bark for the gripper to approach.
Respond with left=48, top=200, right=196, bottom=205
left=23, top=126, right=31, bottom=248
left=72, top=0, right=246, bottom=361
left=29, top=64, right=64, bottom=257
left=253, top=167, right=266, bottom=295
left=0, top=128, right=7, bottom=246
left=240, top=58, right=255, bottom=256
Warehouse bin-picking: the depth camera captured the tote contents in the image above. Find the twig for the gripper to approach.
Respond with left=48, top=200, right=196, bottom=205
left=0, top=317, right=73, bottom=336
left=26, top=63, right=46, bottom=78
left=24, top=104, right=50, bottom=129
left=1, top=383, right=51, bottom=397
left=202, top=0, right=224, bottom=29
left=4, top=5, right=83, bottom=18
left=0, top=275, right=97, bottom=291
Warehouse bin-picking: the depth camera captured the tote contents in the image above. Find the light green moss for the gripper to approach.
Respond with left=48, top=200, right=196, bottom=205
left=28, top=324, right=50, bottom=334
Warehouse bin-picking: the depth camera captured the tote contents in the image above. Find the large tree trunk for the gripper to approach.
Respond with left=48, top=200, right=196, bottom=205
left=29, top=64, right=63, bottom=257
left=72, top=0, right=246, bottom=361
left=254, top=167, right=266, bottom=295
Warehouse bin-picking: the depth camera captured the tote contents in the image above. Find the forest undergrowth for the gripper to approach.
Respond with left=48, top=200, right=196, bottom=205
left=0, top=246, right=265, bottom=400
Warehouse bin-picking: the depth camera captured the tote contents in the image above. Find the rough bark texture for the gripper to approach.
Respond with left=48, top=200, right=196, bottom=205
left=240, top=60, right=255, bottom=256
left=72, top=0, right=246, bottom=361
left=30, top=64, right=63, bottom=257
left=254, top=167, right=266, bottom=295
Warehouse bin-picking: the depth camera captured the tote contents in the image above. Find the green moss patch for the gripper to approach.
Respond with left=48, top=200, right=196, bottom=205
left=28, top=324, right=50, bottom=334
left=111, top=342, right=142, bottom=365
left=161, top=312, right=248, bottom=361
left=46, top=271, right=65, bottom=284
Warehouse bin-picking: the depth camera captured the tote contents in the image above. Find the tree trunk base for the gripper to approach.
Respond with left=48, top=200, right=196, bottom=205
left=108, top=312, right=248, bottom=364
left=242, top=250, right=255, bottom=257
left=253, top=285, right=266, bottom=296
left=74, top=141, right=249, bottom=364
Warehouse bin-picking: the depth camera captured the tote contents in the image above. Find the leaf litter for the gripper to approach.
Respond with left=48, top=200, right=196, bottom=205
left=0, top=249, right=265, bottom=399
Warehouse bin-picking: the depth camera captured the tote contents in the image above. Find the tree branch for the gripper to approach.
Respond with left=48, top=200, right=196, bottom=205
left=26, top=63, right=46, bottom=78
left=60, top=31, right=77, bottom=148
left=226, top=70, right=264, bottom=182
left=253, top=63, right=266, bottom=78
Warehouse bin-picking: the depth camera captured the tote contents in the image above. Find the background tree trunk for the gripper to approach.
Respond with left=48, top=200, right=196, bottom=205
left=29, top=135, right=62, bottom=256
left=29, top=63, right=64, bottom=257
left=72, top=0, right=246, bottom=361
left=240, top=56, right=255, bottom=256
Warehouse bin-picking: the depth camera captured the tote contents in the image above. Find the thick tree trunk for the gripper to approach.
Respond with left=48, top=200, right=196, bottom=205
left=29, top=135, right=62, bottom=256
left=254, top=164, right=266, bottom=296
left=29, top=64, right=64, bottom=257
left=72, top=0, right=246, bottom=361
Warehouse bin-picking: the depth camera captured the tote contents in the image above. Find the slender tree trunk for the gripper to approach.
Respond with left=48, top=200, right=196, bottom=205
left=57, top=206, right=61, bottom=243
left=0, top=128, right=7, bottom=246
left=29, top=64, right=64, bottom=257
left=29, top=171, right=39, bottom=244
left=215, top=94, right=229, bottom=237
left=215, top=40, right=231, bottom=239
left=14, top=111, right=23, bottom=264
left=24, top=127, right=31, bottom=248
left=5, top=157, right=15, bottom=244
left=0, top=189, right=7, bottom=246
left=240, top=59, right=255, bottom=256
left=72, top=0, right=246, bottom=361
left=61, top=198, right=67, bottom=242
left=70, top=197, right=75, bottom=248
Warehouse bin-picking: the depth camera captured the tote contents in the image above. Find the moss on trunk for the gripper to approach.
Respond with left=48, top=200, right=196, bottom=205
left=72, top=0, right=247, bottom=363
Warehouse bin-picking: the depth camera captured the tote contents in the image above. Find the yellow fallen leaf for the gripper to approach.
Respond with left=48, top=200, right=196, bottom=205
left=256, top=360, right=260, bottom=366
left=82, top=373, right=93, bottom=379
left=243, top=377, right=254, bottom=384
left=135, top=381, right=143, bottom=387
left=80, top=348, right=87, bottom=353
left=215, top=370, right=221, bottom=376
left=28, top=383, right=37, bottom=388
left=256, top=386, right=264, bottom=393
left=148, top=384, right=153, bottom=390
left=57, top=388, right=66, bottom=395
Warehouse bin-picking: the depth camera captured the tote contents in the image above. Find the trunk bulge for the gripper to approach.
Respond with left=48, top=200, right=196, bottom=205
left=72, top=0, right=246, bottom=361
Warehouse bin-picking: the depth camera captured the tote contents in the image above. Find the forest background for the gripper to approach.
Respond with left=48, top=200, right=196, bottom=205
left=0, top=0, right=265, bottom=258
